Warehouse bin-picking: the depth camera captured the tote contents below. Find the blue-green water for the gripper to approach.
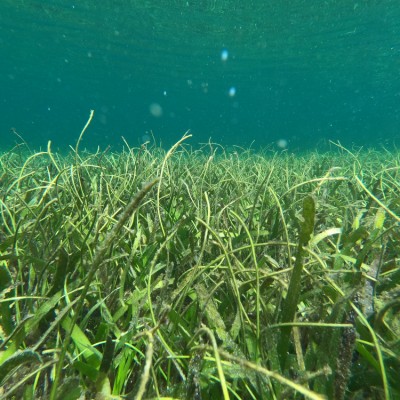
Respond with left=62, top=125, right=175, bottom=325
left=1, top=1, right=400, bottom=152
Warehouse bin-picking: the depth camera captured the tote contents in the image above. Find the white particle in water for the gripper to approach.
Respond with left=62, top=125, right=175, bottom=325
left=277, top=139, right=288, bottom=149
left=149, top=103, right=163, bottom=117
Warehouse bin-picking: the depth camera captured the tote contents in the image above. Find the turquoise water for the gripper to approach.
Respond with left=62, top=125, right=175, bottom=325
left=1, top=1, right=400, bottom=151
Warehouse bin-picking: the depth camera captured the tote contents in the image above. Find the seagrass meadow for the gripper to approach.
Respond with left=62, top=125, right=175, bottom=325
left=0, top=134, right=400, bottom=399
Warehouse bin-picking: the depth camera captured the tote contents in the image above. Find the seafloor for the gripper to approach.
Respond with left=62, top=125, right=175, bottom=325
left=0, top=140, right=399, bottom=399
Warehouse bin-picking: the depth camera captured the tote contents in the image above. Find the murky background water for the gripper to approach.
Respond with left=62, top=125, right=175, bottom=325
left=1, top=1, right=400, bottom=151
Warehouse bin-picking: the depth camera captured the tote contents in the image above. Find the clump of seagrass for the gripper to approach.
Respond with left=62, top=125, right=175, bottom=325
left=50, top=110, right=159, bottom=400
left=49, top=177, right=159, bottom=398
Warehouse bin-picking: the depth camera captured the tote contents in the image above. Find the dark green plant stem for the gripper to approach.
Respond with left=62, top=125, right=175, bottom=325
left=49, top=178, right=159, bottom=400
left=278, top=195, right=315, bottom=370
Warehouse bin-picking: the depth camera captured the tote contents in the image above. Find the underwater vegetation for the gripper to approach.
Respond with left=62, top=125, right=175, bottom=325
left=0, top=131, right=399, bottom=399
